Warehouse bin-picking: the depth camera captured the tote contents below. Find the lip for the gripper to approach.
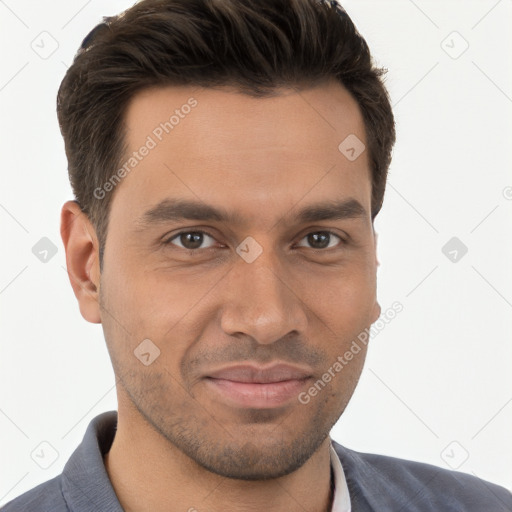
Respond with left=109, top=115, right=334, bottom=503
left=204, top=363, right=313, bottom=408
left=206, top=363, right=313, bottom=383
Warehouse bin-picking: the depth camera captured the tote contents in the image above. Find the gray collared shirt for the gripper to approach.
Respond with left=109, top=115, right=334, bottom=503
left=2, top=410, right=511, bottom=511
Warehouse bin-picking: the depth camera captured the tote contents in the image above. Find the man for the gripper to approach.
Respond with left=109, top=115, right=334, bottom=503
left=2, top=0, right=511, bottom=511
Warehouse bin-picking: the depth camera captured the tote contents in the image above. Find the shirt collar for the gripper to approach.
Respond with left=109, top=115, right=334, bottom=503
left=62, top=412, right=351, bottom=512
left=330, top=438, right=352, bottom=512
left=61, top=411, right=123, bottom=512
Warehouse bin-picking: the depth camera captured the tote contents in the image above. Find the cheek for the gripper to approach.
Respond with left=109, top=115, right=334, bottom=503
left=102, top=256, right=211, bottom=332
left=300, top=265, right=376, bottom=325
left=100, top=262, right=224, bottom=380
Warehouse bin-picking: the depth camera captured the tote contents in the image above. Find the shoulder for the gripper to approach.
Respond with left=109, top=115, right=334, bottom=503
left=0, top=475, right=69, bottom=512
left=332, top=440, right=512, bottom=511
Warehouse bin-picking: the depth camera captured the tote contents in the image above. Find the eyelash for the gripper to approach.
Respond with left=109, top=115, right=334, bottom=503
left=163, top=229, right=346, bottom=252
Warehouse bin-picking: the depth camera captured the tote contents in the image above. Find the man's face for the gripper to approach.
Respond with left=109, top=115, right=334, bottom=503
left=97, top=81, right=380, bottom=479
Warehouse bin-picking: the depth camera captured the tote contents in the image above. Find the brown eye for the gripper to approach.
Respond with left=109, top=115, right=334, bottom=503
left=166, top=231, right=217, bottom=250
left=296, top=231, right=343, bottom=250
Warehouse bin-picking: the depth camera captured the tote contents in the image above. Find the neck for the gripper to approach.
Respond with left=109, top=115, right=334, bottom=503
left=104, top=406, right=334, bottom=512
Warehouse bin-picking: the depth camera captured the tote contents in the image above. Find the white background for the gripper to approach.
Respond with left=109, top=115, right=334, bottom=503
left=1, top=0, right=511, bottom=505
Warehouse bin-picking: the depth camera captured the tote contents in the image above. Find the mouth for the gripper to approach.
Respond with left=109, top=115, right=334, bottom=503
left=203, top=363, right=313, bottom=408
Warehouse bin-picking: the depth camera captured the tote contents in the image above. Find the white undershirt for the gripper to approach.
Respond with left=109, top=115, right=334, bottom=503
left=329, top=440, right=351, bottom=512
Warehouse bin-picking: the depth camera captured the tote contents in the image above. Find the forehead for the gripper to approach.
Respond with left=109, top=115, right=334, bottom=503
left=111, top=82, right=371, bottom=227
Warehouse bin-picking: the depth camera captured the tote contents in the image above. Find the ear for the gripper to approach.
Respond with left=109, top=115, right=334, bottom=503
left=371, top=300, right=381, bottom=324
left=374, top=228, right=380, bottom=268
left=60, top=200, right=102, bottom=324
left=371, top=226, right=381, bottom=323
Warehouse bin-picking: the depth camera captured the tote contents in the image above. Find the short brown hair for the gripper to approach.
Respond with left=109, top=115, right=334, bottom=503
left=57, top=0, right=395, bottom=268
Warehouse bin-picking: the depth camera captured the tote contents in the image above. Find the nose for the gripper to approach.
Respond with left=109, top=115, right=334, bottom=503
left=219, top=244, right=308, bottom=345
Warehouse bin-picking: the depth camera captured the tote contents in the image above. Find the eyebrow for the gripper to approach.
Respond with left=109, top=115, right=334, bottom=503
left=133, top=197, right=368, bottom=231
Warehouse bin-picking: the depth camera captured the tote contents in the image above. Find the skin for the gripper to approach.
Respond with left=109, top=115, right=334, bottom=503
left=60, top=80, right=381, bottom=512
